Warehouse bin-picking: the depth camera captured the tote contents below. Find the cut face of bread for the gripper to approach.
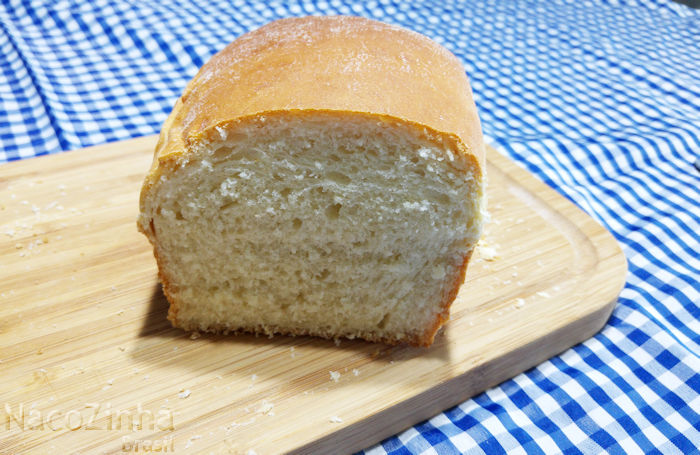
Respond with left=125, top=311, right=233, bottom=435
left=138, top=112, right=483, bottom=346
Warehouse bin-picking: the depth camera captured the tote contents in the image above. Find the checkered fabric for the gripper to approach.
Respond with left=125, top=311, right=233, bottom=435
left=2, top=0, right=699, bottom=453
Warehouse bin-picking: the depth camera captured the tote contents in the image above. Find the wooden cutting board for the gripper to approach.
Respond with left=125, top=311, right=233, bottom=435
left=0, top=136, right=626, bottom=454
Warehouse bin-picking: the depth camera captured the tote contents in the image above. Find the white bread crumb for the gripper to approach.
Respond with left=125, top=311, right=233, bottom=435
left=138, top=114, right=484, bottom=345
left=258, top=400, right=274, bottom=415
left=478, top=245, right=499, bottom=261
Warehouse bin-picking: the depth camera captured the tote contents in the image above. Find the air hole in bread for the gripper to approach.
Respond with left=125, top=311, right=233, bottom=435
left=326, top=171, right=351, bottom=185
left=220, top=199, right=238, bottom=210
left=213, top=146, right=233, bottom=162
left=424, top=189, right=450, bottom=205
left=325, top=203, right=342, bottom=220
left=377, top=312, right=391, bottom=329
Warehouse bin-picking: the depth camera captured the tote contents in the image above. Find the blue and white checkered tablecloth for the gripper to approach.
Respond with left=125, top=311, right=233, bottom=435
left=2, top=0, right=699, bottom=453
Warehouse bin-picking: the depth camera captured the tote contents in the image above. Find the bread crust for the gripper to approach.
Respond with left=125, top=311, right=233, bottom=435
left=138, top=16, right=485, bottom=347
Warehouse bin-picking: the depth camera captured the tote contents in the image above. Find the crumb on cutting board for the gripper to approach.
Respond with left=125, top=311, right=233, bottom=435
left=476, top=239, right=499, bottom=261
left=258, top=400, right=274, bottom=415
left=185, top=435, right=202, bottom=449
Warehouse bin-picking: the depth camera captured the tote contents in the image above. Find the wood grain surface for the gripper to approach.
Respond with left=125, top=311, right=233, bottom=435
left=0, top=136, right=627, bottom=454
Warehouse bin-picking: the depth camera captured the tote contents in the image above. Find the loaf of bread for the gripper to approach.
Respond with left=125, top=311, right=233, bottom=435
left=137, top=16, right=484, bottom=347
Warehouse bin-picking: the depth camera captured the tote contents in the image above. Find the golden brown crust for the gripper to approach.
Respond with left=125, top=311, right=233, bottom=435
left=417, top=249, right=475, bottom=347
left=140, top=16, right=484, bottom=208
left=170, top=318, right=426, bottom=347
left=180, top=16, right=482, bottom=160
left=138, top=16, right=485, bottom=347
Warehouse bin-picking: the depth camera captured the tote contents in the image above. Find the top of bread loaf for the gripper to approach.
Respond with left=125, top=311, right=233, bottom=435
left=147, top=15, right=483, bottom=185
